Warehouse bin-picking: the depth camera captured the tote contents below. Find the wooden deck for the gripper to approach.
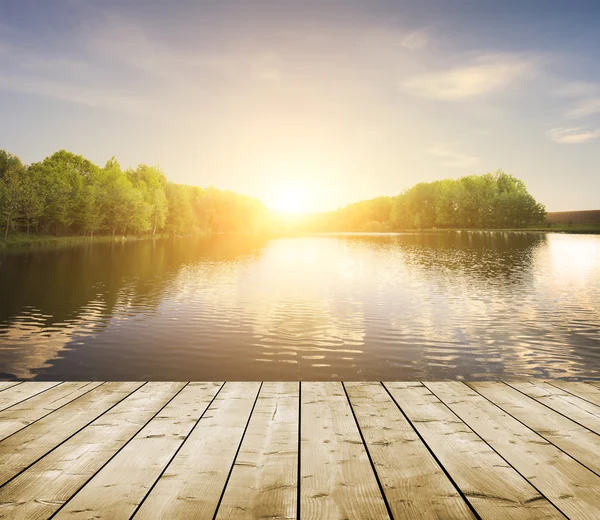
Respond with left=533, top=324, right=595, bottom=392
left=0, top=382, right=600, bottom=519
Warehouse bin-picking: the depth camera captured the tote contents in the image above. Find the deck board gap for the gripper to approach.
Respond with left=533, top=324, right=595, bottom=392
left=211, top=382, right=264, bottom=520
left=128, top=382, right=227, bottom=519
left=467, top=382, right=600, bottom=479
left=297, top=381, right=302, bottom=520
left=383, top=382, right=483, bottom=520
left=48, top=382, right=192, bottom=520
left=0, top=381, right=144, bottom=489
left=0, top=382, right=104, bottom=443
left=504, top=381, right=600, bottom=437
left=0, top=381, right=62, bottom=412
left=0, top=382, right=23, bottom=392
left=422, top=382, right=569, bottom=519
left=342, top=382, right=396, bottom=520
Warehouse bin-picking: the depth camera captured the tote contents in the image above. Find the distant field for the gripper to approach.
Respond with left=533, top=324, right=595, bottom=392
left=547, top=210, right=600, bottom=225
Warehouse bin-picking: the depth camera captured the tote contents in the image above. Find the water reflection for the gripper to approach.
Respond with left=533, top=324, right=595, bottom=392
left=1, top=232, right=599, bottom=381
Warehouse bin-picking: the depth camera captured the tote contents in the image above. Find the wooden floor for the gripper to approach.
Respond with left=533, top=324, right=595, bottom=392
left=0, top=382, right=600, bottom=519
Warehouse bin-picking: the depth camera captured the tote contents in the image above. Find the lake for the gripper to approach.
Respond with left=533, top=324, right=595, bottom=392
left=1, top=232, right=599, bottom=381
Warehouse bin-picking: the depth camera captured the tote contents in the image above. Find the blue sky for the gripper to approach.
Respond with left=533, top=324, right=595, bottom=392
left=1, top=0, right=599, bottom=211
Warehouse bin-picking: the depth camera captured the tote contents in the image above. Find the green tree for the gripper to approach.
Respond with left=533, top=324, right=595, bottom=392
left=0, top=166, right=23, bottom=240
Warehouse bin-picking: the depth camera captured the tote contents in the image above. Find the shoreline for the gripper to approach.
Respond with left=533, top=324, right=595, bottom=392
left=2, top=225, right=599, bottom=251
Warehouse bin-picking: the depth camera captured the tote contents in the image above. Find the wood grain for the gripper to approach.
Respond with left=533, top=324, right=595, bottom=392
left=508, top=381, right=600, bottom=435
left=0, top=381, right=142, bottom=487
left=50, top=382, right=221, bottom=520
left=427, top=381, right=600, bottom=520
left=548, top=381, right=600, bottom=407
left=300, top=382, right=390, bottom=520
left=0, top=382, right=184, bottom=520
left=471, top=382, right=600, bottom=474
left=347, top=382, right=475, bottom=519
left=133, top=382, right=261, bottom=520
left=216, top=382, right=299, bottom=520
left=0, top=382, right=22, bottom=392
left=385, top=381, right=563, bottom=520
left=0, top=382, right=61, bottom=412
left=0, top=382, right=102, bottom=442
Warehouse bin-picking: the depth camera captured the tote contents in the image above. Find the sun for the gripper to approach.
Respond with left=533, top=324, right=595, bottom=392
left=265, top=182, right=312, bottom=214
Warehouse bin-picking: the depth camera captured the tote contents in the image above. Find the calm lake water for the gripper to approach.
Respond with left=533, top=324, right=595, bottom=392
left=1, top=232, right=599, bottom=381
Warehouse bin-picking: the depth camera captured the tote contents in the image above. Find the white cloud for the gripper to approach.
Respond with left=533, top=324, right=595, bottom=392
left=554, top=81, right=598, bottom=98
left=546, top=127, right=600, bottom=144
left=400, top=28, right=431, bottom=50
left=429, top=145, right=479, bottom=168
left=567, top=96, right=600, bottom=118
left=554, top=81, right=600, bottom=118
left=404, top=53, right=534, bottom=100
left=0, top=73, right=149, bottom=114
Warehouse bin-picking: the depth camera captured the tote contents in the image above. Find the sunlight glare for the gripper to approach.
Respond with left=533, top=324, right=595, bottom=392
left=265, top=182, right=312, bottom=214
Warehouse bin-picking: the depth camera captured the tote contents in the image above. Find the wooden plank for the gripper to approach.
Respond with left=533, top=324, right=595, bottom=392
left=215, top=382, right=299, bottom=520
left=549, top=382, right=600, bottom=407
left=471, top=382, right=600, bottom=474
left=0, top=382, right=102, bottom=442
left=0, top=382, right=61, bottom=412
left=0, top=382, right=22, bottom=392
left=50, top=382, right=222, bottom=520
left=0, top=382, right=186, bottom=520
left=0, top=381, right=143, bottom=487
left=384, top=382, right=564, bottom=519
left=427, top=381, right=600, bottom=520
left=300, top=382, right=390, bottom=520
left=133, top=382, right=261, bottom=520
left=508, top=381, right=600, bottom=435
left=347, top=382, right=474, bottom=519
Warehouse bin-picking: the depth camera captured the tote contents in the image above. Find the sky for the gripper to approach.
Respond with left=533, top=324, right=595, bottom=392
left=1, top=0, right=599, bottom=212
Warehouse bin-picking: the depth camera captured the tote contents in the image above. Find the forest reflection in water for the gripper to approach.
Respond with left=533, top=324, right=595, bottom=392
left=1, top=231, right=599, bottom=381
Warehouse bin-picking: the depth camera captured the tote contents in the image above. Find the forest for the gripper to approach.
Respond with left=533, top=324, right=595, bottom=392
left=0, top=149, right=547, bottom=241
left=0, top=150, right=270, bottom=240
left=294, top=171, right=547, bottom=232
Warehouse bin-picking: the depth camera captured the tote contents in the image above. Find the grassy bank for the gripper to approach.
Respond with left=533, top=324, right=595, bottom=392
left=524, top=223, right=600, bottom=234
left=0, top=233, right=171, bottom=251
left=2, top=224, right=599, bottom=251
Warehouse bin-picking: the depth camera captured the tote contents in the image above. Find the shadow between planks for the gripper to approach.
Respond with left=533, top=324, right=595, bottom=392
left=0, top=380, right=600, bottom=519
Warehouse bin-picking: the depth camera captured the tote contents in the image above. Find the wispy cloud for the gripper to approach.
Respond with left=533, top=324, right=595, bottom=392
left=554, top=81, right=598, bottom=98
left=546, top=127, right=600, bottom=144
left=404, top=53, right=534, bottom=100
left=0, top=13, right=282, bottom=115
left=567, top=97, right=600, bottom=118
left=554, top=81, right=600, bottom=118
left=400, top=27, right=432, bottom=50
left=429, top=145, right=479, bottom=168
left=0, top=73, right=149, bottom=114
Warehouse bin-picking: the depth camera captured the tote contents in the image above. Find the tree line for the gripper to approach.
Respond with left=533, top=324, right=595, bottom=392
left=0, top=150, right=270, bottom=240
left=296, top=171, right=546, bottom=232
left=1, top=149, right=547, bottom=240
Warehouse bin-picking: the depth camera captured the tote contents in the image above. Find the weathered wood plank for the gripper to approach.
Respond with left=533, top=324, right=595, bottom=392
left=471, top=382, right=600, bottom=474
left=133, top=382, right=261, bottom=520
left=0, top=382, right=184, bottom=520
left=50, top=382, right=221, bottom=520
left=0, top=382, right=102, bottom=442
left=215, top=382, right=298, bottom=520
left=384, top=382, right=564, bottom=520
left=0, top=382, right=22, bottom=392
left=300, top=382, right=390, bottom=520
left=0, top=381, right=143, bottom=487
left=508, top=381, right=600, bottom=435
left=549, top=382, right=600, bottom=407
left=0, top=382, right=61, bottom=412
left=427, top=381, right=600, bottom=520
left=347, top=382, right=474, bottom=519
